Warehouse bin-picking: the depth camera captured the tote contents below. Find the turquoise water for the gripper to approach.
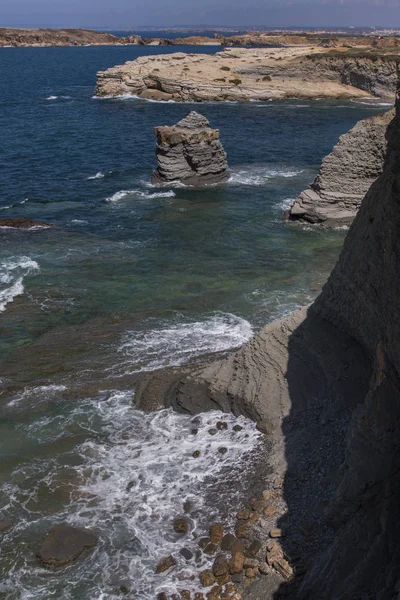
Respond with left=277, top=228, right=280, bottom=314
left=0, top=45, right=391, bottom=598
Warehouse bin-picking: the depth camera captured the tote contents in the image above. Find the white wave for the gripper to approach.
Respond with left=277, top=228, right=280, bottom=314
left=229, top=165, right=304, bottom=186
left=7, top=385, right=67, bottom=408
left=46, top=95, right=58, bottom=100
left=2, top=390, right=261, bottom=598
left=0, top=257, right=40, bottom=312
left=274, top=197, right=295, bottom=212
left=113, top=313, right=253, bottom=375
left=87, top=172, right=105, bottom=180
left=71, top=219, right=88, bottom=224
left=106, top=189, right=176, bottom=202
left=92, top=93, right=178, bottom=104
left=45, top=95, right=72, bottom=101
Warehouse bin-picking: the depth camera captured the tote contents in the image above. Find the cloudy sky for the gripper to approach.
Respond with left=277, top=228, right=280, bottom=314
left=2, top=0, right=400, bottom=29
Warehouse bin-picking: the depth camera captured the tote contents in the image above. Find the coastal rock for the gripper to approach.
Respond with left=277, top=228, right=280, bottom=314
left=151, top=112, right=229, bottom=186
left=95, top=47, right=382, bottom=103
left=0, top=217, right=54, bottom=229
left=36, top=524, right=98, bottom=568
left=289, top=109, right=394, bottom=226
left=156, top=555, right=177, bottom=574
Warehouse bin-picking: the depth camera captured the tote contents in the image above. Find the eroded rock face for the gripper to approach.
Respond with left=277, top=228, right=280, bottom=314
left=37, top=524, right=98, bottom=568
left=151, top=112, right=229, bottom=186
left=289, top=109, right=394, bottom=226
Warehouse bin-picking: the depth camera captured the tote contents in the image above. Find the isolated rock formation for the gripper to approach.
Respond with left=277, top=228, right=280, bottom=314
left=289, top=109, right=394, bottom=226
left=136, top=81, right=400, bottom=598
left=0, top=218, right=54, bottom=229
left=151, top=112, right=229, bottom=186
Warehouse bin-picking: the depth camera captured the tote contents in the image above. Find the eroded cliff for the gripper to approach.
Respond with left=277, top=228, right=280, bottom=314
left=135, top=78, right=400, bottom=599
left=289, top=109, right=394, bottom=226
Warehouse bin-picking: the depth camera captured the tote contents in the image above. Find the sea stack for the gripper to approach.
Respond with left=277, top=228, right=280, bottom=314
left=151, top=112, right=229, bottom=186
left=289, top=109, right=394, bottom=227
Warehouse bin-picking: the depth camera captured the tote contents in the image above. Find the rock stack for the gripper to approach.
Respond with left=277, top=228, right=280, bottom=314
left=151, top=112, right=229, bottom=186
left=289, top=108, right=394, bottom=227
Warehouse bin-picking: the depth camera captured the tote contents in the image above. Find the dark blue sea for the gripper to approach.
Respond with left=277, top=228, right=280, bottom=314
left=0, top=45, right=391, bottom=599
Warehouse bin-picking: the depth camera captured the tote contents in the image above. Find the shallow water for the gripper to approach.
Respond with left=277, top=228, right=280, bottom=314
left=0, top=44, right=391, bottom=598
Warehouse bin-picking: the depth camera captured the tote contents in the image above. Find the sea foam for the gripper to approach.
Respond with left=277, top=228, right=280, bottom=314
left=0, top=257, right=40, bottom=312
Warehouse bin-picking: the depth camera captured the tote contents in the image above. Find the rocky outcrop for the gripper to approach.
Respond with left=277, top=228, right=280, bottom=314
left=0, top=28, right=129, bottom=47
left=37, top=524, right=98, bottom=568
left=151, top=112, right=229, bottom=186
left=289, top=109, right=394, bottom=226
left=95, top=47, right=375, bottom=102
left=0, top=218, right=55, bottom=229
left=135, top=80, right=400, bottom=598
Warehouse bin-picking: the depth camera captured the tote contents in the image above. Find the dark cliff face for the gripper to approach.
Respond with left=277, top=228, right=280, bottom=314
left=302, top=79, right=400, bottom=599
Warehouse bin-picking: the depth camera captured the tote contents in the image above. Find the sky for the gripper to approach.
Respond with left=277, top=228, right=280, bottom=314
left=1, top=0, right=400, bottom=29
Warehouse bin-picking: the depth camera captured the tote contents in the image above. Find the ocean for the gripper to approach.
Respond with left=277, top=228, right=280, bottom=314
left=0, top=44, right=391, bottom=598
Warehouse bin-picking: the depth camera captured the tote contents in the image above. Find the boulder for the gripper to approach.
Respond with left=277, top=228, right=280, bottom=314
left=151, top=112, right=229, bottom=186
left=36, top=524, right=98, bottom=568
left=0, top=217, right=54, bottom=229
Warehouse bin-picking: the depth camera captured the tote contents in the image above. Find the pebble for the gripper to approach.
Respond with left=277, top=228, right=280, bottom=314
left=236, top=509, right=250, bottom=520
left=173, top=518, right=189, bottom=534
left=269, top=528, right=283, bottom=538
left=199, top=569, right=216, bottom=587
left=235, top=523, right=249, bottom=539
left=259, top=562, right=270, bottom=575
left=191, top=428, right=199, bottom=435
left=180, top=548, right=193, bottom=561
left=194, top=594, right=205, bottom=600
left=212, top=554, right=229, bottom=577
left=157, top=593, right=168, bottom=600
left=221, top=533, right=236, bottom=552
left=181, top=592, right=191, bottom=600
left=156, top=555, right=177, bottom=574
left=244, top=558, right=259, bottom=569
left=229, top=551, right=245, bottom=575
left=216, top=421, right=228, bottom=431
left=245, top=568, right=258, bottom=578
left=263, top=504, right=278, bottom=518
left=210, top=524, right=224, bottom=545
left=273, top=559, right=293, bottom=580
left=206, top=585, right=222, bottom=600
left=218, top=447, right=228, bottom=455
left=244, top=540, right=262, bottom=557
left=273, top=476, right=283, bottom=489
left=183, top=501, right=192, bottom=514
left=204, top=543, right=218, bottom=555
left=193, top=451, right=201, bottom=458
left=233, top=425, right=243, bottom=432
left=208, top=429, right=218, bottom=436
left=231, top=573, right=243, bottom=584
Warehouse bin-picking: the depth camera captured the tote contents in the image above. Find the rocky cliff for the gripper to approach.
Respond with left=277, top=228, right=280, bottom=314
left=95, top=47, right=376, bottom=102
left=135, top=79, right=400, bottom=598
left=151, top=112, right=229, bottom=186
left=289, top=109, right=394, bottom=226
left=0, top=28, right=128, bottom=47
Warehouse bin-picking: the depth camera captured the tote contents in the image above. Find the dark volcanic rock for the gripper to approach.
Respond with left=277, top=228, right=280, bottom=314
left=0, top=218, right=54, bottom=229
left=151, top=111, right=229, bottom=186
left=37, top=524, right=98, bottom=568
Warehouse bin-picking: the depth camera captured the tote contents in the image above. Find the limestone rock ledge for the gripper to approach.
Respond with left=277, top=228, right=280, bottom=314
left=151, top=112, right=229, bottom=186
left=289, top=108, right=394, bottom=226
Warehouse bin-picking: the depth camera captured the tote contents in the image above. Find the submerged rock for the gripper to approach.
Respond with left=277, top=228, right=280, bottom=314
left=0, top=217, right=54, bottom=229
left=289, top=109, right=394, bottom=227
left=151, top=112, right=229, bottom=186
left=36, top=523, right=98, bottom=568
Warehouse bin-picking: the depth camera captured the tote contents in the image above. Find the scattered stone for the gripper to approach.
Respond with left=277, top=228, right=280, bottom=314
left=119, top=585, right=130, bottom=594
left=245, top=568, right=258, bottom=578
left=262, top=490, right=275, bottom=501
left=236, top=509, right=250, bottom=520
left=204, top=543, right=219, bottom=555
left=216, top=422, right=228, bottom=431
left=231, top=573, right=243, bottom=584
left=235, top=523, right=249, bottom=539
left=273, top=559, right=293, bottom=580
left=263, top=504, right=278, bottom=518
left=152, top=112, right=229, bottom=186
left=229, top=551, right=245, bottom=575
left=218, top=447, right=228, bottom=455
left=244, top=558, right=259, bottom=569
left=269, top=529, right=283, bottom=539
left=200, top=569, right=217, bottom=587
left=273, top=476, right=283, bottom=489
left=156, top=555, right=177, bottom=574
left=157, top=593, right=168, bottom=600
left=180, top=548, right=194, bottom=561
left=232, top=425, right=243, bottom=432
left=181, top=591, right=191, bottom=600
left=259, top=562, right=270, bottom=575
left=36, top=524, right=98, bottom=568
left=256, top=420, right=274, bottom=436
left=193, top=451, right=201, bottom=458
left=208, top=429, right=218, bottom=436
left=199, top=537, right=211, bottom=549
left=217, top=574, right=230, bottom=587
left=210, top=524, right=224, bottom=545
left=206, top=585, right=222, bottom=600
left=221, top=533, right=236, bottom=552
left=244, top=540, right=263, bottom=557
left=223, top=583, right=237, bottom=595
left=0, top=520, right=13, bottom=534
left=173, top=518, right=189, bottom=534
left=252, top=499, right=266, bottom=512
left=195, top=594, right=205, bottom=600
left=231, top=540, right=245, bottom=555
left=183, top=501, right=192, bottom=514
left=212, top=554, right=229, bottom=577
left=191, top=428, right=199, bottom=435
left=266, top=541, right=284, bottom=567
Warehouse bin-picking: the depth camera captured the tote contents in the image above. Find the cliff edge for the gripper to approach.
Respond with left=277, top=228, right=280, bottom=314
left=135, top=79, right=400, bottom=598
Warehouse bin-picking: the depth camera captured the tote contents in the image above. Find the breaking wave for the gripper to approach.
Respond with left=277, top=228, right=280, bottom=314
left=87, top=172, right=105, bottom=180
left=0, top=257, right=40, bottom=312
left=229, top=165, right=304, bottom=186
left=106, top=189, right=176, bottom=202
